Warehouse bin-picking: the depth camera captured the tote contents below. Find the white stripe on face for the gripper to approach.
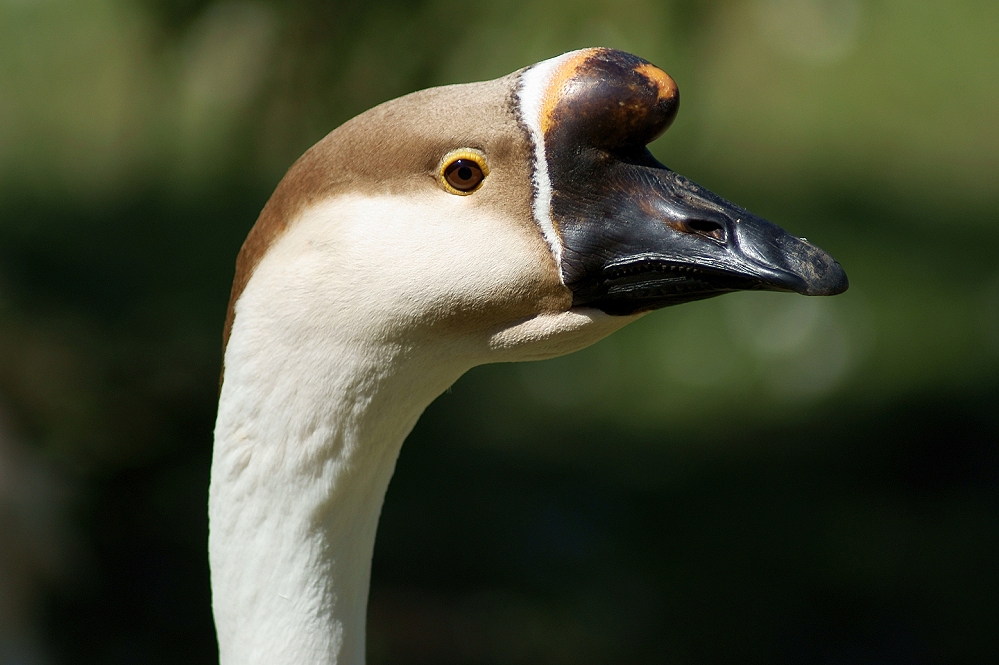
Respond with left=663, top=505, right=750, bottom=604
left=516, top=50, right=593, bottom=280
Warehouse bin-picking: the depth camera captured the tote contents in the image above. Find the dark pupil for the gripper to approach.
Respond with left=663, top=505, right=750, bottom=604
left=445, top=159, right=483, bottom=191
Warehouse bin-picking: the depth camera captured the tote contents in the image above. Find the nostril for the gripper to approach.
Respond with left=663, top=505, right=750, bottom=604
left=682, top=219, right=726, bottom=241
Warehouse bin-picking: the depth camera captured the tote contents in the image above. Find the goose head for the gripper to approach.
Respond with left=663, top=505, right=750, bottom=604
left=224, top=48, right=849, bottom=373
left=223, top=47, right=846, bottom=376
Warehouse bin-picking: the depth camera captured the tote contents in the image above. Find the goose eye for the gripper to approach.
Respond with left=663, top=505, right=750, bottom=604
left=445, top=160, right=483, bottom=190
left=438, top=150, right=489, bottom=195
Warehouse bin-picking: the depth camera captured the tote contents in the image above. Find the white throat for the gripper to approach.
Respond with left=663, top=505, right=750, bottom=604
left=210, top=193, right=633, bottom=664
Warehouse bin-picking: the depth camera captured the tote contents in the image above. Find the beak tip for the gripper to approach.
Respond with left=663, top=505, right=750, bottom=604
left=735, top=222, right=849, bottom=298
left=799, top=256, right=849, bottom=296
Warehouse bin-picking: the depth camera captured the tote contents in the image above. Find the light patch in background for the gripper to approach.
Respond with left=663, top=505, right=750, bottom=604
left=724, top=291, right=864, bottom=401
left=177, top=1, right=277, bottom=173
left=755, top=0, right=863, bottom=63
left=508, top=290, right=872, bottom=432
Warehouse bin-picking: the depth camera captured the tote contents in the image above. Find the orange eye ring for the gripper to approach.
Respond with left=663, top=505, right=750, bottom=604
left=438, top=149, right=489, bottom=195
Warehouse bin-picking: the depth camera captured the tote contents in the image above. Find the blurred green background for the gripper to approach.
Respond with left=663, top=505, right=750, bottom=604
left=0, top=0, right=996, bottom=663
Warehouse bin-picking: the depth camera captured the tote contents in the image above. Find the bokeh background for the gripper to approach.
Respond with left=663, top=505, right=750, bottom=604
left=1, top=0, right=997, bottom=662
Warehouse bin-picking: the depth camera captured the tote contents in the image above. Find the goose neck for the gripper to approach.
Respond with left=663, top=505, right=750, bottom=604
left=210, top=333, right=466, bottom=665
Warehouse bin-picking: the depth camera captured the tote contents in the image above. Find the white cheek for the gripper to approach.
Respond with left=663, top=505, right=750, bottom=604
left=338, top=194, right=548, bottom=315
left=248, top=193, right=553, bottom=335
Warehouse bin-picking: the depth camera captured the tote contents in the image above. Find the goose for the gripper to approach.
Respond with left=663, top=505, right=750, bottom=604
left=211, top=47, right=848, bottom=664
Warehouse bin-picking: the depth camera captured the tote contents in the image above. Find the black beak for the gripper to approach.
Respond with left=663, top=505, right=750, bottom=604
left=533, top=48, right=848, bottom=316
left=560, top=154, right=848, bottom=316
